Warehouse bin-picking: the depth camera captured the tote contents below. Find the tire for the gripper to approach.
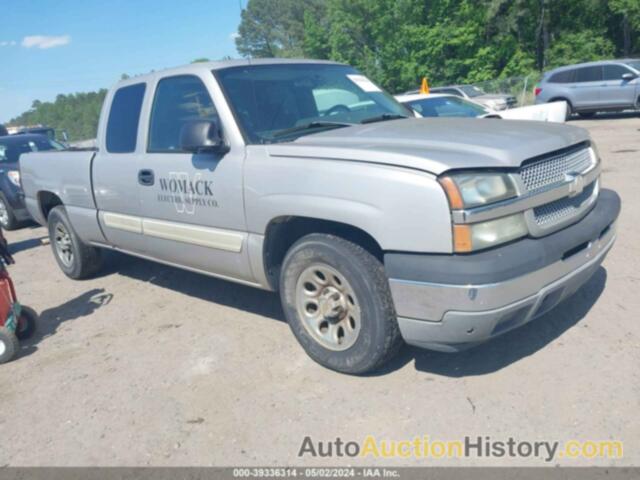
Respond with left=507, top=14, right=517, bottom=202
left=0, top=193, right=19, bottom=230
left=279, top=234, right=403, bottom=375
left=16, top=305, right=37, bottom=340
left=578, top=112, right=596, bottom=118
left=47, top=206, right=102, bottom=279
left=0, top=327, right=19, bottom=364
left=563, top=100, right=573, bottom=121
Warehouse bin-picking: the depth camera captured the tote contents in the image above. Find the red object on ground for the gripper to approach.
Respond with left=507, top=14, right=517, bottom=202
left=0, top=267, right=18, bottom=329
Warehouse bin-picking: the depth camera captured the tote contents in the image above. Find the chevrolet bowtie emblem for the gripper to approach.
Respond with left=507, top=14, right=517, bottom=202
left=565, top=172, right=585, bottom=198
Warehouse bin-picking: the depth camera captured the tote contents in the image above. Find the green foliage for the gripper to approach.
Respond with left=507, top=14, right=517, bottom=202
left=9, top=90, right=107, bottom=142
left=236, top=0, right=640, bottom=92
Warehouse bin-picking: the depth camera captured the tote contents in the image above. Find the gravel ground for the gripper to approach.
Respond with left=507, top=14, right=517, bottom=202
left=0, top=114, right=638, bottom=467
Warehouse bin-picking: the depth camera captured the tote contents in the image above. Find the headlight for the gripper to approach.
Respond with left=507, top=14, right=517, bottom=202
left=7, top=170, right=20, bottom=187
left=439, top=172, right=518, bottom=209
left=453, top=213, right=528, bottom=252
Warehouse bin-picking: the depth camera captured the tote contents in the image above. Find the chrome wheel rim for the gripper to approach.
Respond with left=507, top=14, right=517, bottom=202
left=0, top=200, right=8, bottom=226
left=295, top=264, right=361, bottom=351
left=54, top=223, right=74, bottom=267
left=0, top=340, right=6, bottom=356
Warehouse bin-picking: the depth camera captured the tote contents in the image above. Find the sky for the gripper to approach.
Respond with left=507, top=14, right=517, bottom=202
left=0, top=0, right=243, bottom=123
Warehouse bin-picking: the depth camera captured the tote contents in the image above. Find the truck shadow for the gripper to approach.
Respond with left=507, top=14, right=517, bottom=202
left=377, top=267, right=608, bottom=377
left=98, top=250, right=606, bottom=377
left=18, top=288, right=113, bottom=359
left=100, top=251, right=285, bottom=322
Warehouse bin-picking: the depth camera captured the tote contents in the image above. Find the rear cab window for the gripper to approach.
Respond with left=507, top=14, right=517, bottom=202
left=106, top=83, right=146, bottom=153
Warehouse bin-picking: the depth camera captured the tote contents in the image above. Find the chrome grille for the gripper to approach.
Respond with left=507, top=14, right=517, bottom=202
left=534, top=181, right=596, bottom=226
left=520, top=145, right=593, bottom=192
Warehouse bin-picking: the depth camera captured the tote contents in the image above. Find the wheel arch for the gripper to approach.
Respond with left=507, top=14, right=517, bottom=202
left=37, top=191, right=63, bottom=221
left=262, top=216, right=384, bottom=290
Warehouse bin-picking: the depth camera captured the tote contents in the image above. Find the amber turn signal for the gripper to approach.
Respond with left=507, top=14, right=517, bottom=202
left=453, top=225, right=472, bottom=253
left=438, top=176, right=464, bottom=210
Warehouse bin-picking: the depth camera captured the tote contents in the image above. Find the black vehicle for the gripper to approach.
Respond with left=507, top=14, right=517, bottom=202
left=0, top=134, right=64, bottom=229
left=0, top=125, right=8, bottom=137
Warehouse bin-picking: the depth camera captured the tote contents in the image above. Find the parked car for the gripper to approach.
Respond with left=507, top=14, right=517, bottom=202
left=395, top=93, right=567, bottom=122
left=535, top=59, right=640, bottom=118
left=0, top=134, right=64, bottom=229
left=21, top=59, right=619, bottom=374
left=410, top=85, right=517, bottom=110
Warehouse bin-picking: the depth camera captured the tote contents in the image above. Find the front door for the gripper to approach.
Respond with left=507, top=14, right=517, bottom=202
left=138, top=74, right=253, bottom=283
left=601, top=64, right=639, bottom=107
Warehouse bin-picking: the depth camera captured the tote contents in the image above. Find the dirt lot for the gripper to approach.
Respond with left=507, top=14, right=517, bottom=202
left=0, top=114, right=638, bottom=467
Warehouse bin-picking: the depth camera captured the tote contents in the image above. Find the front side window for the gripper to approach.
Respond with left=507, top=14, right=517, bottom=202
left=603, top=64, right=632, bottom=80
left=215, top=64, right=410, bottom=144
left=407, top=96, right=488, bottom=118
left=624, top=60, right=640, bottom=72
left=148, top=75, right=218, bottom=152
left=106, top=83, right=146, bottom=153
left=576, top=66, right=603, bottom=83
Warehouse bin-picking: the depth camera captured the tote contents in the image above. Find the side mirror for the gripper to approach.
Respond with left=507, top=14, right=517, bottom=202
left=622, top=72, right=636, bottom=81
left=179, top=120, right=228, bottom=154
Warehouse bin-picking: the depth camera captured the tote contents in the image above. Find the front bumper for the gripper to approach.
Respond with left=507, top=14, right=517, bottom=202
left=386, top=189, right=620, bottom=352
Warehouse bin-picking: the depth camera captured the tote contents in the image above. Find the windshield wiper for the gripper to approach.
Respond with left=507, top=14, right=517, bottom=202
left=360, top=113, right=408, bottom=124
left=270, top=121, right=353, bottom=140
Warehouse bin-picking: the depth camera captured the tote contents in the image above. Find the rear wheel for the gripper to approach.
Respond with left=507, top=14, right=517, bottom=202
left=47, top=206, right=102, bottom=279
left=279, top=234, right=403, bottom=375
left=0, top=327, right=19, bottom=364
left=0, top=193, right=19, bottom=230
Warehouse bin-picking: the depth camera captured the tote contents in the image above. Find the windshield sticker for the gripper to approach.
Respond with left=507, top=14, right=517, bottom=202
left=347, top=74, right=382, bottom=93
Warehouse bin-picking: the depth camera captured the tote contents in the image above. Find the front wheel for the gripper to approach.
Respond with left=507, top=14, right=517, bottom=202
left=279, top=234, right=403, bottom=374
left=0, top=193, right=19, bottom=230
left=47, top=206, right=103, bottom=279
left=0, top=327, right=19, bottom=364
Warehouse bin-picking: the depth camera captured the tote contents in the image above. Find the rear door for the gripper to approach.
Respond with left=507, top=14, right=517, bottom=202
left=94, top=82, right=148, bottom=253
left=571, top=66, right=603, bottom=109
left=137, top=73, right=254, bottom=283
left=601, top=64, right=638, bottom=107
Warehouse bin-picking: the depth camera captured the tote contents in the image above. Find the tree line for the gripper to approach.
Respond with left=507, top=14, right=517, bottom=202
left=236, top=0, right=640, bottom=92
left=7, top=0, right=640, bottom=141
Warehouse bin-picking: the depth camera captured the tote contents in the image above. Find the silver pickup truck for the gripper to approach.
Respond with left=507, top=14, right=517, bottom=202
left=21, top=59, right=620, bottom=374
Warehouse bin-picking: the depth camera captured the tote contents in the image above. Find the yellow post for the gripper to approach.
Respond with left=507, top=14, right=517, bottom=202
left=420, top=77, right=430, bottom=94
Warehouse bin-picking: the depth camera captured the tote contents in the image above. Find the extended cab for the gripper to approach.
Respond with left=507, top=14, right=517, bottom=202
left=21, top=60, right=620, bottom=374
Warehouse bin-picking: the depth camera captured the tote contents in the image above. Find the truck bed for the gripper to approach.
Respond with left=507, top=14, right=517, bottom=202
left=20, top=150, right=97, bottom=226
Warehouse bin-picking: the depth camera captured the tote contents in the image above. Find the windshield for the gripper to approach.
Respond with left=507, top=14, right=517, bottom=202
left=215, top=64, right=410, bottom=143
left=459, top=85, right=485, bottom=98
left=624, top=60, right=640, bottom=72
left=406, top=96, right=488, bottom=118
left=0, top=137, right=64, bottom=163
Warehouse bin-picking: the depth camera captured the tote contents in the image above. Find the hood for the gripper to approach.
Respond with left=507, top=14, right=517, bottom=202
left=266, top=118, right=590, bottom=175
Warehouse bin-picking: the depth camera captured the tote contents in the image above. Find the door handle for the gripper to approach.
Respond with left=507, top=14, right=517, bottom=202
left=138, top=169, right=155, bottom=186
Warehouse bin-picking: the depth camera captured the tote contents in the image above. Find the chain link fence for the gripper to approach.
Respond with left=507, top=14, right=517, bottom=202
left=471, top=74, right=543, bottom=107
